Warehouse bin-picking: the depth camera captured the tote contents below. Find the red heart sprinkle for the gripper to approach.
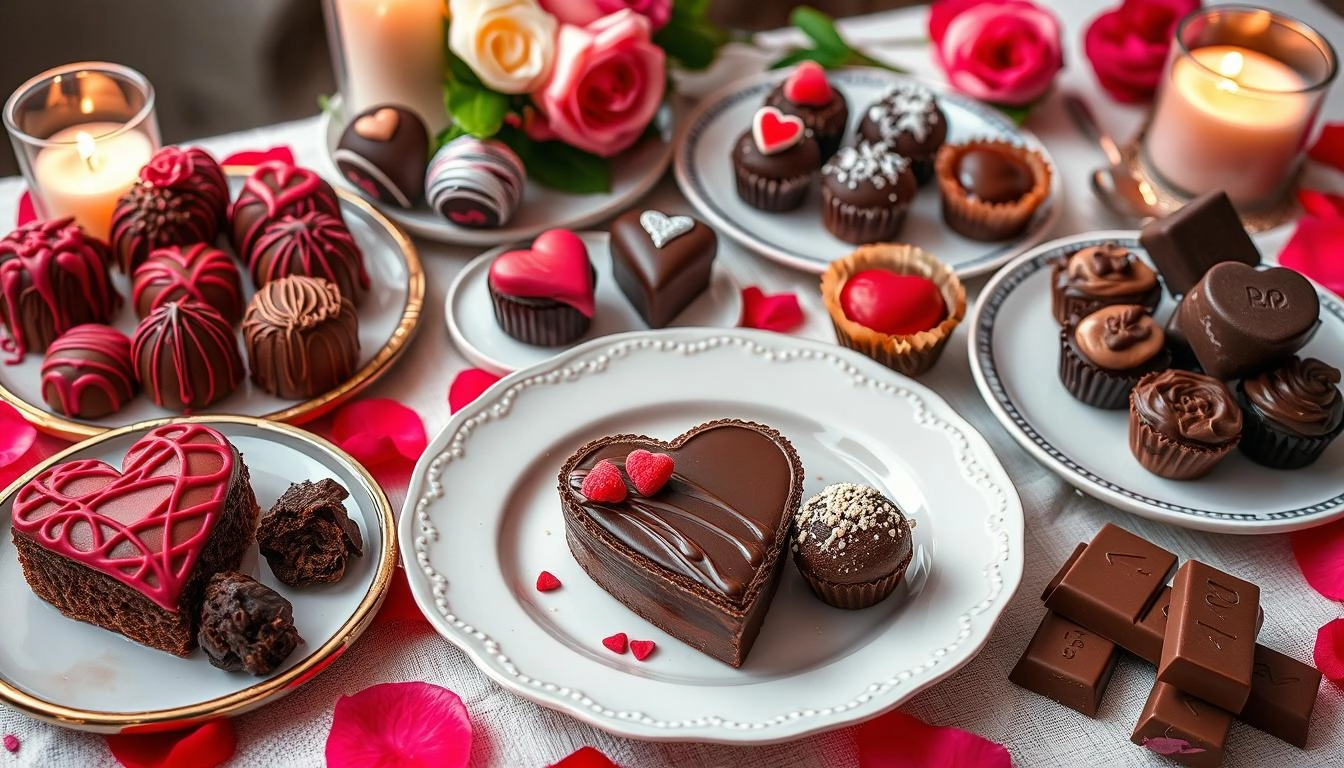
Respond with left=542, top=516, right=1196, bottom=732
left=783, top=61, right=833, bottom=107
left=625, top=449, right=674, bottom=497
left=580, top=460, right=627, bottom=503
left=630, top=640, right=657, bottom=661
left=535, top=571, right=562, bottom=592
left=602, top=632, right=628, bottom=654
left=752, top=107, right=805, bottom=156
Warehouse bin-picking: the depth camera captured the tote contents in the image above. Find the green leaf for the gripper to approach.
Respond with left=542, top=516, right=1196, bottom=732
left=843, top=49, right=908, bottom=75
left=790, top=7, right=849, bottom=56
left=500, top=130, right=611, bottom=195
left=444, top=46, right=483, bottom=88
left=996, top=103, right=1032, bottom=126
left=767, top=47, right=846, bottom=71
left=432, top=123, right=469, bottom=153
left=445, top=84, right=508, bottom=138
left=655, top=5, right=729, bottom=71
left=673, top=0, right=710, bottom=18
left=317, top=93, right=334, bottom=116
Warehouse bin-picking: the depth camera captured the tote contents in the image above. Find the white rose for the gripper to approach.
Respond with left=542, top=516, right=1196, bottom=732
left=449, top=0, right=557, bottom=95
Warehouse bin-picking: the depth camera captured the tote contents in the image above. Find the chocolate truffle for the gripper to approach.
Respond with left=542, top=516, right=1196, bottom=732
left=609, top=209, right=717, bottom=328
left=792, top=483, right=913, bottom=609
left=763, top=61, right=849, bottom=163
left=247, top=212, right=369, bottom=305
left=425, top=136, right=526, bottom=228
left=857, top=83, right=947, bottom=183
left=732, top=106, right=820, bottom=212
left=198, top=571, right=302, bottom=675
left=1236, top=357, right=1344, bottom=469
left=1178, top=262, right=1319, bottom=380
left=0, top=217, right=119, bottom=362
left=111, top=147, right=227, bottom=274
left=40, top=324, right=138, bottom=419
left=935, top=140, right=1051, bottom=242
left=132, top=244, right=244, bottom=324
left=242, top=275, right=359, bottom=400
left=132, top=299, right=245, bottom=411
left=229, top=162, right=343, bottom=262
left=333, top=105, right=429, bottom=208
left=1129, top=370, right=1242, bottom=480
left=1049, top=242, right=1161, bottom=326
left=142, top=146, right=230, bottom=227
left=1059, top=305, right=1171, bottom=409
left=1139, top=190, right=1261, bottom=297
left=257, top=478, right=363, bottom=587
left=820, top=141, right=917, bottom=244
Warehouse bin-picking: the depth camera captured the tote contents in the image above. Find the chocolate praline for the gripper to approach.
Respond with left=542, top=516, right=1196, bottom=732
left=857, top=83, right=948, bottom=184
left=1059, top=304, right=1171, bottom=410
left=333, top=105, right=429, bottom=209
left=229, top=162, right=343, bottom=263
left=40, top=324, right=138, bottom=419
left=257, top=478, right=363, bottom=586
left=242, top=275, right=359, bottom=400
left=140, top=146, right=229, bottom=226
left=198, top=571, right=303, bottom=675
left=132, top=299, right=245, bottom=411
left=247, top=212, right=369, bottom=305
left=1236, top=357, right=1344, bottom=469
left=792, top=483, right=912, bottom=609
left=1049, top=242, right=1161, bottom=326
left=763, top=64, right=849, bottom=163
left=609, top=209, right=717, bottom=329
left=955, top=147, right=1035, bottom=204
left=133, top=244, right=244, bottom=324
left=731, top=130, right=819, bottom=212
left=425, top=137, right=527, bottom=229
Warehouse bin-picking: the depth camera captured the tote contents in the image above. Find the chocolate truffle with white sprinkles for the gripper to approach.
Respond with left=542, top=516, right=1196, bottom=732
left=792, top=483, right=913, bottom=609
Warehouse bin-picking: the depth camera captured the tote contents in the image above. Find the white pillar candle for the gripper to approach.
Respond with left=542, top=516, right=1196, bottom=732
left=31, top=123, right=154, bottom=242
left=1145, top=45, right=1310, bottom=206
left=333, top=0, right=448, bottom=132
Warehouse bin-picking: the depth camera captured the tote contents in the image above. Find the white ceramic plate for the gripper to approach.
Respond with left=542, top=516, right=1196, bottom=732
left=968, top=231, right=1344, bottom=534
left=320, top=97, right=674, bottom=245
left=0, top=170, right=425, bottom=441
left=0, top=415, right=396, bottom=732
left=445, top=232, right=743, bottom=374
left=401, top=328, right=1023, bottom=744
left=674, top=68, right=1061, bottom=276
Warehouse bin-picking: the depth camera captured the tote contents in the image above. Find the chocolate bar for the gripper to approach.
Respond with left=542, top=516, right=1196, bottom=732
left=1131, top=681, right=1233, bottom=768
left=1041, top=542, right=1086, bottom=600
left=1158, top=561, right=1260, bottom=712
left=1138, top=190, right=1260, bottom=297
left=1009, top=611, right=1118, bottom=717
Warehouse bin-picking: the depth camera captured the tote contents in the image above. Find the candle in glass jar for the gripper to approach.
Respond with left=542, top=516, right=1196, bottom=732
left=1145, top=45, right=1310, bottom=206
left=31, top=123, right=153, bottom=242
left=332, top=0, right=447, bottom=132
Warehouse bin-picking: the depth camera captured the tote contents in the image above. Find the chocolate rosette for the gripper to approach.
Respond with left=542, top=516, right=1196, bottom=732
left=1236, top=357, right=1344, bottom=469
left=1049, top=242, right=1161, bottom=326
left=1059, top=305, right=1170, bottom=409
left=1128, top=370, right=1242, bottom=480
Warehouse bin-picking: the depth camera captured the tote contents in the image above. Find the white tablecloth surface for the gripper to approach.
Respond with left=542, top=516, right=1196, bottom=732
left=3, top=1, right=1343, bottom=765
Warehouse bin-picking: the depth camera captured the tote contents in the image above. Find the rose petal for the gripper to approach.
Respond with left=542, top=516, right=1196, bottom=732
left=739, top=286, right=804, bottom=333
left=1308, top=123, right=1344, bottom=172
left=330, top=398, right=427, bottom=471
left=106, top=720, right=237, bottom=768
left=220, top=146, right=295, bottom=167
left=857, top=710, right=1010, bottom=768
left=1315, top=619, right=1344, bottom=683
left=928, top=0, right=993, bottom=45
left=374, top=564, right=429, bottom=625
left=449, top=368, right=503, bottom=414
left=549, top=746, right=620, bottom=768
left=0, top=402, right=36, bottom=468
left=15, top=189, right=36, bottom=228
left=1292, top=518, right=1344, bottom=600
left=1279, top=216, right=1344, bottom=298
left=325, top=682, right=471, bottom=768
left=3, top=734, right=18, bottom=754
left=1297, top=189, right=1344, bottom=220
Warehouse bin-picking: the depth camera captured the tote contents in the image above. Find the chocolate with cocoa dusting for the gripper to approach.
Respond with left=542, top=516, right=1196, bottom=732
left=198, top=571, right=302, bottom=675
left=258, top=479, right=363, bottom=586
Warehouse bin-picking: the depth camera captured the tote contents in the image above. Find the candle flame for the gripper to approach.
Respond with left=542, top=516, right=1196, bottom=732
left=1216, top=51, right=1244, bottom=94
left=75, top=131, right=101, bottom=173
left=79, top=97, right=94, bottom=114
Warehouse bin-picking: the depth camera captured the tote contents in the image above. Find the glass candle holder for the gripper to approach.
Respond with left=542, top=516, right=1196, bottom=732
left=3, top=62, right=160, bottom=242
left=1141, top=6, right=1337, bottom=210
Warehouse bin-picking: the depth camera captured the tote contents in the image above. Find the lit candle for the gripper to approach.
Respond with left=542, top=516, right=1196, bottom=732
left=1145, top=45, right=1311, bottom=206
left=330, top=0, right=448, bottom=132
left=31, top=123, right=154, bottom=242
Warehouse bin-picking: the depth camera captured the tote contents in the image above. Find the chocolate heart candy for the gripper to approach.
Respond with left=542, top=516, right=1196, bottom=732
left=1178, top=262, right=1319, bottom=380
left=610, top=210, right=717, bottom=328
left=333, top=105, right=429, bottom=209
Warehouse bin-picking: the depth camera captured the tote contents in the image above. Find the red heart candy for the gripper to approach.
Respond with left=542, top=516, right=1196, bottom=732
left=783, top=61, right=833, bottom=107
left=602, top=632, right=628, bottom=654
left=535, top=570, right=562, bottom=592
left=630, top=639, right=657, bottom=661
left=488, top=229, right=594, bottom=317
left=752, top=107, right=805, bottom=156
left=840, top=269, right=945, bottom=336
left=580, top=460, right=627, bottom=503
left=625, top=449, right=674, bottom=497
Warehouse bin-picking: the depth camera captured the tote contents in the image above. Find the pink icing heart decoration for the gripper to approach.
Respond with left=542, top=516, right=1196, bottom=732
left=752, top=107, right=806, bottom=156
left=783, top=61, right=833, bottom=107
left=450, top=209, right=488, bottom=226
left=488, top=229, right=595, bottom=317
left=354, top=108, right=401, bottom=142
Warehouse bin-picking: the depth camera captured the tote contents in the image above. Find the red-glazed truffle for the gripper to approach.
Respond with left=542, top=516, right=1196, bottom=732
left=0, top=217, right=119, bottom=363
left=229, top=162, right=342, bottom=263
left=132, top=299, right=244, bottom=412
left=133, top=244, right=244, bottom=324
left=110, top=147, right=228, bottom=274
left=143, top=146, right=230, bottom=226
left=248, top=212, right=369, bottom=304
left=41, top=324, right=138, bottom=419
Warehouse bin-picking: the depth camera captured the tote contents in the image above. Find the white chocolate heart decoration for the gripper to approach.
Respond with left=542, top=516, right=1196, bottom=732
left=639, top=210, right=695, bottom=249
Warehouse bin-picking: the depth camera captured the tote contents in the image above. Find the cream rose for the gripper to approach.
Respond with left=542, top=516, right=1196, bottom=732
left=449, top=0, right=557, bottom=95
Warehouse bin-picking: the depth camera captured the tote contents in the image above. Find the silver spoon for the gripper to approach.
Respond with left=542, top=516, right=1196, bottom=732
left=1063, top=95, right=1164, bottom=224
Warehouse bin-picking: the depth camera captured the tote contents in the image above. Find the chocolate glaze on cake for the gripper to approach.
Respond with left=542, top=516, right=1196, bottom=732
left=199, top=571, right=303, bottom=675
left=257, top=478, right=363, bottom=586
left=247, top=212, right=369, bottom=304
left=132, top=300, right=245, bottom=411
left=132, top=244, right=244, bottom=323
left=229, top=162, right=342, bottom=263
left=40, top=324, right=137, bottom=419
left=242, top=276, right=359, bottom=400
left=609, top=209, right=717, bottom=329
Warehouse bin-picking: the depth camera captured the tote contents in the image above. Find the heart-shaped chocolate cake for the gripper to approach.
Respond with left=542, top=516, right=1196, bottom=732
left=558, top=420, right=803, bottom=667
left=1178, top=262, right=1319, bottom=380
left=609, top=209, right=717, bottom=329
left=11, top=423, right=260, bottom=656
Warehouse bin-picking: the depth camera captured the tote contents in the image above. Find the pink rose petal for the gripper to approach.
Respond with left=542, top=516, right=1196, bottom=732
left=1297, top=189, right=1344, bottom=220
left=15, top=189, right=35, bottom=228
left=449, top=368, right=502, bottom=414
left=220, top=146, right=295, bottom=167
left=1315, top=619, right=1344, bottom=683
left=739, top=286, right=804, bottom=333
left=329, top=398, right=427, bottom=472
left=1141, top=736, right=1206, bottom=756
left=1308, top=123, right=1344, bottom=172
left=549, top=746, right=620, bottom=768
left=1292, top=519, right=1344, bottom=600
left=0, top=402, right=36, bottom=467
left=106, top=720, right=236, bottom=768
left=325, top=682, right=471, bottom=768
left=1279, top=217, right=1344, bottom=299
left=3, top=734, right=18, bottom=754
left=857, top=710, right=1011, bottom=768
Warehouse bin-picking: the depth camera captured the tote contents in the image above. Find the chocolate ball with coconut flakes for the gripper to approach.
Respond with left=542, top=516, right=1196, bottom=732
left=791, top=483, right=913, bottom=609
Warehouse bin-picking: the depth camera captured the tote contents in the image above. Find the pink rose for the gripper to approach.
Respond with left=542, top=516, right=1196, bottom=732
left=929, top=0, right=1064, bottom=107
left=531, top=10, right=665, bottom=157
left=1084, top=0, right=1201, bottom=103
left=538, top=0, right=671, bottom=30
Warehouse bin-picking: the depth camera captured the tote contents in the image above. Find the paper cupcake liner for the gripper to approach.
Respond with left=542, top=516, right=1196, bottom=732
left=795, top=550, right=910, bottom=610
left=820, top=244, right=967, bottom=378
left=734, top=167, right=812, bottom=212
left=1235, top=385, right=1344, bottom=469
left=1128, top=397, right=1239, bottom=480
left=820, top=189, right=909, bottom=245
left=489, top=286, right=591, bottom=347
left=935, top=140, right=1052, bottom=242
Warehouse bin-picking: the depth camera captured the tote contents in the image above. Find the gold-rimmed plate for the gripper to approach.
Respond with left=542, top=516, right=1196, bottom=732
left=0, top=415, right=396, bottom=732
left=0, top=167, right=426, bottom=440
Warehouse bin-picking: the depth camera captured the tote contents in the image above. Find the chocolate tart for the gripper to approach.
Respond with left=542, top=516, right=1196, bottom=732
left=934, top=140, right=1050, bottom=242
left=1235, top=357, right=1344, bottom=469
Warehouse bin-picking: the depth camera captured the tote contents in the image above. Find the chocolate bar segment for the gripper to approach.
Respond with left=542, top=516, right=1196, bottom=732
left=1159, top=560, right=1260, bottom=712
left=1041, top=542, right=1087, bottom=601
left=1138, top=190, right=1260, bottom=298
left=1010, top=611, right=1118, bottom=717
left=1242, top=646, right=1323, bottom=748
left=1131, top=681, right=1233, bottom=768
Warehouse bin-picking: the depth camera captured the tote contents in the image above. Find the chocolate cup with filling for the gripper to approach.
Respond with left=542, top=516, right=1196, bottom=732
left=1049, top=242, right=1162, bottom=326
left=1058, top=305, right=1172, bottom=409
left=1128, top=370, right=1243, bottom=481
left=731, top=130, right=820, bottom=212
left=1235, top=357, right=1344, bottom=469
left=820, top=142, right=917, bottom=245
left=935, top=140, right=1051, bottom=241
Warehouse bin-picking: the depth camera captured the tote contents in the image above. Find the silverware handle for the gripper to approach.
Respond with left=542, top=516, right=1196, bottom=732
left=1064, top=94, right=1124, bottom=167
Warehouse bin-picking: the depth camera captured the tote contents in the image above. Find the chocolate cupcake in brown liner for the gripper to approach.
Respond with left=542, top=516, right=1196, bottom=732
left=1235, top=357, right=1344, bottom=469
left=935, top=140, right=1051, bottom=242
left=486, top=232, right=596, bottom=347
left=731, top=107, right=820, bottom=212
left=1059, top=305, right=1172, bottom=409
left=792, top=483, right=913, bottom=609
left=857, top=83, right=948, bottom=185
left=1050, top=242, right=1161, bottom=326
left=1128, top=370, right=1242, bottom=480
left=820, top=142, right=917, bottom=244
left=488, top=288, right=592, bottom=347
left=820, top=244, right=966, bottom=377
left=764, top=62, right=849, bottom=164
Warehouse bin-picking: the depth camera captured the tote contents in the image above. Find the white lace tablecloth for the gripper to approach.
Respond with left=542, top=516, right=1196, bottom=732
left=3, top=1, right=1343, bottom=765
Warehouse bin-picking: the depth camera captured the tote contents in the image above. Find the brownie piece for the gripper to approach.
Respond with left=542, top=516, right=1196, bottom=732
left=11, top=424, right=260, bottom=657
left=199, top=571, right=303, bottom=675
left=258, top=479, right=363, bottom=586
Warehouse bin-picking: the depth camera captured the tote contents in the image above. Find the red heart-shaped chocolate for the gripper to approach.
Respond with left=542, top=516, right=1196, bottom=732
left=488, top=229, right=595, bottom=317
left=1179, top=262, right=1320, bottom=380
left=752, top=107, right=806, bottom=156
left=840, top=269, right=946, bottom=336
left=783, top=61, right=833, bottom=107
left=12, top=423, right=236, bottom=611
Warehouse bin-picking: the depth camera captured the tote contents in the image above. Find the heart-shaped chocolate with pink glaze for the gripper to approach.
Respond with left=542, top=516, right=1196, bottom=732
left=488, top=229, right=595, bottom=317
left=1179, top=262, right=1319, bottom=380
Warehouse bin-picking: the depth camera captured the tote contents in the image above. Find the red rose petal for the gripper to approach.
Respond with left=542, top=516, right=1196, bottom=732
left=857, top=710, right=1010, bottom=768
left=3, top=734, right=18, bottom=754
left=1279, top=216, right=1344, bottom=299
left=581, top=460, right=627, bottom=503
left=1297, top=189, right=1344, bottom=220
left=624, top=449, right=674, bottom=497
left=374, top=564, right=429, bottom=625
left=1308, top=123, right=1344, bottom=172
left=602, top=632, right=628, bottom=654
left=220, top=146, right=295, bottom=167
left=0, top=402, right=40, bottom=489
left=1316, top=619, right=1344, bottom=683
left=329, top=398, right=427, bottom=472
left=630, top=639, right=656, bottom=661
left=106, top=720, right=236, bottom=768
left=928, top=0, right=990, bottom=45
left=549, top=746, right=620, bottom=768
left=1292, top=518, right=1344, bottom=600
left=449, top=368, right=502, bottom=414
left=740, top=286, right=804, bottom=333
left=325, top=682, right=471, bottom=768
left=536, top=570, right=562, bottom=592
left=15, top=189, right=35, bottom=228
